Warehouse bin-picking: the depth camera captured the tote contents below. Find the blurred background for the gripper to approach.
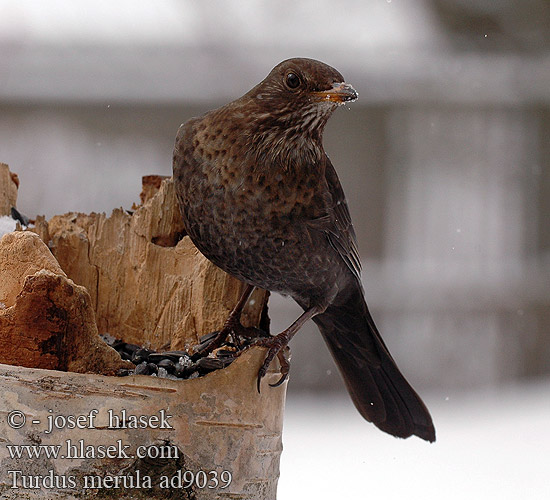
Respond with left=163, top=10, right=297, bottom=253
left=0, top=1, right=549, bottom=498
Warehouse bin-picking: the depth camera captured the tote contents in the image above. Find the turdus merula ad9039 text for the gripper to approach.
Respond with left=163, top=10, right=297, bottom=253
left=173, top=58, right=435, bottom=442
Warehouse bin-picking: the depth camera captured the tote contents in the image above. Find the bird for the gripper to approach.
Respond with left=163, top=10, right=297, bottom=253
left=173, top=57, right=435, bottom=442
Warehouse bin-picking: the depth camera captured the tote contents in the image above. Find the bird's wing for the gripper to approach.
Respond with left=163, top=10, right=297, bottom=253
left=307, top=156, right=362, bottom=281
left=173, top=120, right=200, bottom=238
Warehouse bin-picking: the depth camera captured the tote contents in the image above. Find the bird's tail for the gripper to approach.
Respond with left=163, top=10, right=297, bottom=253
left=312, top=283, right=435, bottom=442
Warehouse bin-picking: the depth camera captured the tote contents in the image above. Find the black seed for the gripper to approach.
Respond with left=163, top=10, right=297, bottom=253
left=135, top=362, right=150, bottom=375
left=132, top=348, right=152, bottom=364
left=120, top=352, right=133, bottom=362
left=175, top=362, right=197, bottom=378
left=215, top=349, right=236, bottom=358
left=158, top=359, right=176, bottom=373
left=218, top=356, right=235, bottom=367
left=147, top=353, right=164, bottom=363
left=112, top=340, right=126, bottom=351
left=197, top=357, right=225, bottom=373
left=199, top=331, right=220, bottom=344
left=149, top=351, right=190, bottom=363
left=122, top=343, right=141, bottom=355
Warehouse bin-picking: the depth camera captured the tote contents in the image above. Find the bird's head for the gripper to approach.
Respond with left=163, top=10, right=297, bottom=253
left=233, top=58, right=358, bottom=168
left=246, top=58, right=358, bottom=143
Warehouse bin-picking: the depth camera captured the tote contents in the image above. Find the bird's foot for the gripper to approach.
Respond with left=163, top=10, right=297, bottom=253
left=253, top=334, right=292, bottom=392
left=247, top=306, right=320, bottom=391
left=192, top=320, right=268, bottom=360
left=232, top=324, right=271, bottom=349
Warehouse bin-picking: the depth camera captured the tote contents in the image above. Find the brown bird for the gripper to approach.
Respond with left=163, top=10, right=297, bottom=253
left=173, top=58, right=435, bottom=442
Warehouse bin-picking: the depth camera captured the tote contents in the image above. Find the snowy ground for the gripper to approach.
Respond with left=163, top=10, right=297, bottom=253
left=279, top=378, right=550, bottom=500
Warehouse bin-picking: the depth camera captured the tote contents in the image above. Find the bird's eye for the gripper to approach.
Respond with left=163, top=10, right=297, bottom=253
left=285, top=72, right=301, bottom=89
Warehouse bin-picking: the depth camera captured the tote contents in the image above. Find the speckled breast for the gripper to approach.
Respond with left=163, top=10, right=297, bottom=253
left=173, top=123, right=345, bottom=305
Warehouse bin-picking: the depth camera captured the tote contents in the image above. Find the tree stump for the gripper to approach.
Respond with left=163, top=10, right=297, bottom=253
left=0, top=164, right=285, bottom=499
left=44, top=175, right=268, bottom=351
left=0, top=163, right=18, bottom=216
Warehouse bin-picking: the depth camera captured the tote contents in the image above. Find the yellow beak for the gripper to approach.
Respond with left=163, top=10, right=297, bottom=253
left=311, top=82, right=358, bottom=104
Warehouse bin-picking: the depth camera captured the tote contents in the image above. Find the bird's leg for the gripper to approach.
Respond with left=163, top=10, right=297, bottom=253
left=254, top=306, right=322, bottom=391
left=193, top=284, right=258, bottom=358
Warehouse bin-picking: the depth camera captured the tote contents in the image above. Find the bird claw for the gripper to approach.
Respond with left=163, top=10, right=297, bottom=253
left=256, top=370, right=263, bottom=393
left=255, top=341, right=291, bottom=393
left=256, top=347, right=275, bottom=393
left=268, top=372, right=288, bottom=388
left=269, top=349, right=290, bottom=387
